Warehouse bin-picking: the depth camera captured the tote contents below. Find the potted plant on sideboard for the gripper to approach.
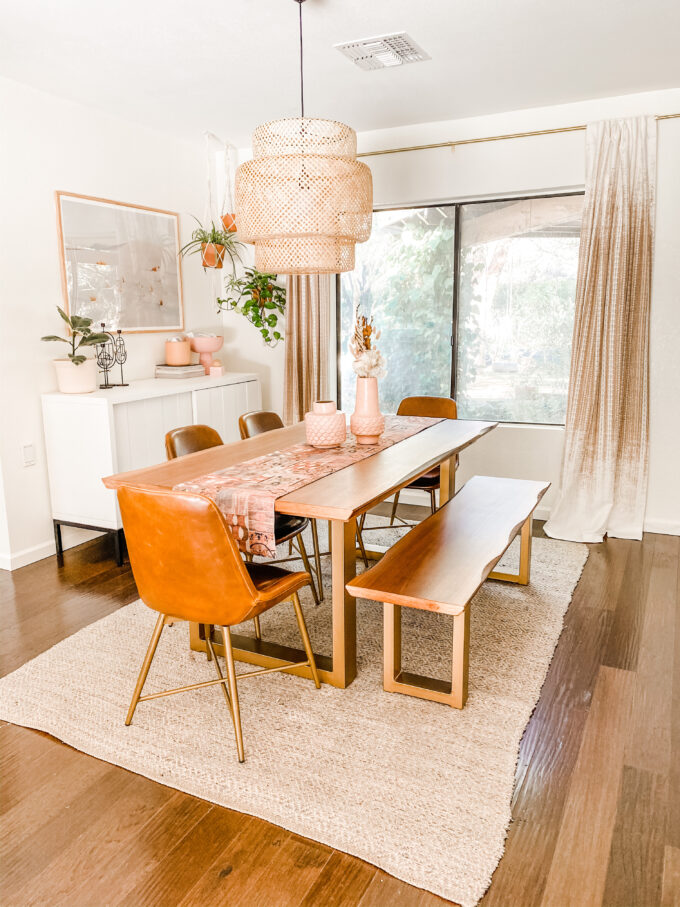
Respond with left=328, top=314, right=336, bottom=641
left=218, top=268, right=286, bottom=346
left=41, top=307, right=109, bottom=394
left=179, top=219, right=243, bottom=271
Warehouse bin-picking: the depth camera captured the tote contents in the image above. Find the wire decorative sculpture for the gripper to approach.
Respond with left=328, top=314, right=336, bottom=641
left=95, top=323, right=128, bottom=389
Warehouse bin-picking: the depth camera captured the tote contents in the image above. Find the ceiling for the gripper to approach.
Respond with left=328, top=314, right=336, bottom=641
left=2, top=0, right=679, bottom=146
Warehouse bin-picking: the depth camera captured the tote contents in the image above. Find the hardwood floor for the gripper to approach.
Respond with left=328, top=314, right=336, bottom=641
left=1, top=519, right=678, bottom=907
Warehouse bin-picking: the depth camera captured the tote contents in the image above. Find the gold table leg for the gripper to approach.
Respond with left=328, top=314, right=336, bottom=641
left=189, top=517, right=358, bottom=689
left=439, top=454, right=456, bottom=506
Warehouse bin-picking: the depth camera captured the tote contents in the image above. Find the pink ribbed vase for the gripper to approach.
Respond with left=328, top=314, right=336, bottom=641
left=305, top=400, right=347, bottom=448
left=350, top=376, right=385, bottom=445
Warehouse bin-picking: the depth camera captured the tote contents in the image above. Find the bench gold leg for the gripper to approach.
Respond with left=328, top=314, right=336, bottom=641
left=384, top=600, right=402, bottom=689
left=488, top=515, right=533, bottom=585
left=451, top=608, right=470, bottom=709
left=383, top=603, right=469, bottom=709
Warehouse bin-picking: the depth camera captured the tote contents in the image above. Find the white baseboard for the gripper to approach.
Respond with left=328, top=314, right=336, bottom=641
left=0, top=540, right=57, bottom=571
left=396, top=488, right=553, bottom=523
left=2, top=500, right=676, bottom=573
left=0, top=528, right=103, bottom=572
left=642, top=518, right=680, bottom=536
left=398, top=489, right=679, bottom=537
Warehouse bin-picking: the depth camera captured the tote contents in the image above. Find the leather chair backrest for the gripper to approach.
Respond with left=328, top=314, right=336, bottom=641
left=165, top=424, right=223, bottom=460
left=118, top=484, right=260, bottom=626
left=397, top=396, right=457, bottom=420
left=239, top=410, right=285, bottom=440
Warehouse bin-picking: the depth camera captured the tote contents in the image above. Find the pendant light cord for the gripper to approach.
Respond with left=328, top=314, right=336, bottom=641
left=298, top=0, right=305, bottom=117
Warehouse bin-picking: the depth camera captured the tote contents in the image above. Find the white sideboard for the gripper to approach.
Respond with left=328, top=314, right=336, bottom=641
left=41, top=373, right=261, bottom=557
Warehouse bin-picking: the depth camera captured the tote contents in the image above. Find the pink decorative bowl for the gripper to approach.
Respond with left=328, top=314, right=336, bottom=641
left=188, top=334, right=224, bottom=374
left=305, top=401, right=347, bottom=448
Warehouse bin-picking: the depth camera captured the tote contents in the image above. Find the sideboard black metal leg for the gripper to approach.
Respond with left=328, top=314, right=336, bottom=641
left=112, top=529, right=123, bottom=567
left=54, top=521, right=64, bottom=567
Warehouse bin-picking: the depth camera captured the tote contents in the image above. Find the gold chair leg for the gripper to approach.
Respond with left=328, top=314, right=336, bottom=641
left=125, top=613, right=165, bottom=726
left=390, top=489, right=401, bottom=525
left=430, top=488, right=437, bottom=515
left=204, top=623, right=213, bottom=660
left=295, top=534, right=320, bottom=605
left=291, top=592, right=321, bottom=689
left=206, top=629, right=234, bottom=718
left=356, top=524, right=369, bottom=569
left=222, top=626, right=245, bottom=763
left=253, top=615, right=262, bottom=640
left=310, top=519, right=324, bottom=601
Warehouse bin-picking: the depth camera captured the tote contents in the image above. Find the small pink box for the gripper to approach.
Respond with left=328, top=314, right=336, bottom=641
left=209, top=361, right=224, bottom=377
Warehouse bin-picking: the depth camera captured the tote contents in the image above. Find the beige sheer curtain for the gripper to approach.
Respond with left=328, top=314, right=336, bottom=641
left=283, top=275, right=331, bottom=424
left=544, top=116, right=656, bottom=543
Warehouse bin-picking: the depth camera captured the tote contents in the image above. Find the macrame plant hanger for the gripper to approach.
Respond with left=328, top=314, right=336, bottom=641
left=203, top=130, right=235, bottom=305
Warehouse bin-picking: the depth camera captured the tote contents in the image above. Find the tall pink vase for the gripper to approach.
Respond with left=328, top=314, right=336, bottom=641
left=350, top=376, right=385, bottom=445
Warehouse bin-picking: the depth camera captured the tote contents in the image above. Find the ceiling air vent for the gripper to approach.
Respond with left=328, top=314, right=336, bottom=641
left=334, top=33, right=430, bottom=71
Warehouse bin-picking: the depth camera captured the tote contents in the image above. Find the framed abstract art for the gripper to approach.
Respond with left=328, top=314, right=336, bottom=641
left=56, top=191, right=184, bottom=332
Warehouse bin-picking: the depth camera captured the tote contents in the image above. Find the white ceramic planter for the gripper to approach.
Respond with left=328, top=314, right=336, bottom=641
left=53, top=358, right=98, bottom=394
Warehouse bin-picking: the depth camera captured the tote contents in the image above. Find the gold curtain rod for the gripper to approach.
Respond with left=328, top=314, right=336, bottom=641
left=357, top=112, right=680, bottom=158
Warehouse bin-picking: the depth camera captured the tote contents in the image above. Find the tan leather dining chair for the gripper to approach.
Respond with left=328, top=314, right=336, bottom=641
left=165, top=423, right=321, bottom=605
left=238, top=411, right=325, bottom=600
left=390, top=396, right=458, bottom=524
left=165, top=424, right=223, bottom=459
left=119, top=484, right=320, bottom=764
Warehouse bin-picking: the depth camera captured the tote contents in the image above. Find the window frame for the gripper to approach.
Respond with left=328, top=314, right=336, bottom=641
left=335, top=190, right=585, bottom=427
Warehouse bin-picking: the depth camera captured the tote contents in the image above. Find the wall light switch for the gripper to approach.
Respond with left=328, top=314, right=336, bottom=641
left=22, top=443, right=36, bottom=467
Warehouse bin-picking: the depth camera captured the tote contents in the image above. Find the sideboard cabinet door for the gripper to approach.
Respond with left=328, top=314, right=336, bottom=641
left=192, top=380, right=262, bottom=443
left=41, top=396, right=119, bottom=529
left=113, top=392, right=194, bottom=474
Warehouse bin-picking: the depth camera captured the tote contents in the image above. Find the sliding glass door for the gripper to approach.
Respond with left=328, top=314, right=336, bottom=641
left=338, top=193, right=584, bottom=425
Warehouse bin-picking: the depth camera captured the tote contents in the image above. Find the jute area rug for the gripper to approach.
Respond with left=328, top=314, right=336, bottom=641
left=0, top=522, right=587, bottom=907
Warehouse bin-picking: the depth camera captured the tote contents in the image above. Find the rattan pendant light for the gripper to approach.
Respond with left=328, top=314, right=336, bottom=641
left=235, top=0, right=372, bottom=274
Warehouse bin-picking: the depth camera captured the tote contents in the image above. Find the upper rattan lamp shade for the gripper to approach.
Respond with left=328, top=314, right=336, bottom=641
left=235, top=117, right=373, bottom=274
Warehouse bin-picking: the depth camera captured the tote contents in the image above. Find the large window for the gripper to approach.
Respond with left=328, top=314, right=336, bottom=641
left=339, top=193, right=584, bottom=424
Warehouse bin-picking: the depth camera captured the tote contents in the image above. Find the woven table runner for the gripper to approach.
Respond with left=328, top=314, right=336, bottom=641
left=174, top=414, right=440, bottom=558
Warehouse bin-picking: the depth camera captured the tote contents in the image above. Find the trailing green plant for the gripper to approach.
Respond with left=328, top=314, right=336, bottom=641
left=41, top=307, right=109, bottom=365
left=179, top=218, right=243, bottom=272
left=218, top=269, right=286, bottom=347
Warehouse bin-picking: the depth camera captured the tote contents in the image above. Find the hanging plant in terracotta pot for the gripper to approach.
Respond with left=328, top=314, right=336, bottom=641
left=221, top=213, right=237, bottom=233
left=349, top=307, right=386, bottom=445
left=218, top=268, right=286, bottom=346
left=221, top=143, right=238, bottom=234
left=179, top=219, right=243, bottom=272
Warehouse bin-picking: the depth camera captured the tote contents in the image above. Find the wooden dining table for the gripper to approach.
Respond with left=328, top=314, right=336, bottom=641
left=103, top=418, right=497, bottom=689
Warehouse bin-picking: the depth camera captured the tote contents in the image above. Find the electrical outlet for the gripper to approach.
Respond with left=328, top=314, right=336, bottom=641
left=22, top=443, right=36, bottom=467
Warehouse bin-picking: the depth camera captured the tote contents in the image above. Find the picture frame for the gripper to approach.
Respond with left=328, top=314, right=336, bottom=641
left=55, top=191, right=185, bottom=333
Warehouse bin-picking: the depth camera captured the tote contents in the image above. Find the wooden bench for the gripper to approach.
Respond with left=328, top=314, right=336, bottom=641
left=346, top=476, right=550, bottom=708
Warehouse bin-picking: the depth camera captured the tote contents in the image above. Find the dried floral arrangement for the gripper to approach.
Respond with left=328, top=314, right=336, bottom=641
left=349, top=306, right=387, bottom=379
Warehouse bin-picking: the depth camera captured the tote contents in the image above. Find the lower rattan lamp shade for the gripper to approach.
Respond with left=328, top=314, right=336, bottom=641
left=235, top=117, right=372, bottom=274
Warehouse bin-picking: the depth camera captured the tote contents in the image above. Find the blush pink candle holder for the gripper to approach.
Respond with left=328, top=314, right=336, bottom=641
left=305, top=401, right=347, bottom=448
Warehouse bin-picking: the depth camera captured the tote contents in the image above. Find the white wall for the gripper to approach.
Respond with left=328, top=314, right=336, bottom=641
left=219, top=244, right=287, bottom=416
left=0, top=76, right=221, bottom=569
left=239, top=87, right=680, bottom=531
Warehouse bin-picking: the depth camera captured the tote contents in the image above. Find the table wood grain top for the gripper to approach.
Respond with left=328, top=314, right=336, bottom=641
left=102, top=419, right=497, bottom=521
